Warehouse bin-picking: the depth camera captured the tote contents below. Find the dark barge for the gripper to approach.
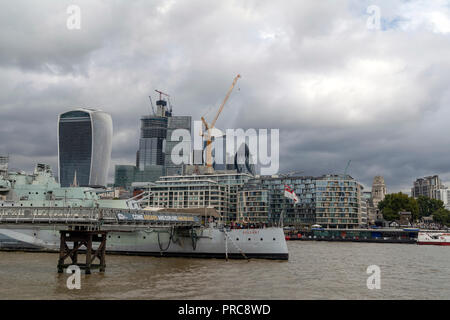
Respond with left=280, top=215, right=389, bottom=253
left=285, top=228, right=419, bottom=244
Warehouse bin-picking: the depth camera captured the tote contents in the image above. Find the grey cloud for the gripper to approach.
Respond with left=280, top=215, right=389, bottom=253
left=1, top=0, right=450, bottom=193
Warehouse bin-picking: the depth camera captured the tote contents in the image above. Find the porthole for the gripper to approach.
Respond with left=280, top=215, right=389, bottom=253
left=236, top=238, right=239, bottom=241
left=273, top=238, right=276, bottom=241
left=143, top=236, right=146, bottom=239
left=248, top=238, right=251, bottom=241
left=260, top=238, right=263, bottom=241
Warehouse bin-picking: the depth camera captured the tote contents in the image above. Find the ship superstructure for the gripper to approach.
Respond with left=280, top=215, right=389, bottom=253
left=0, top=163, right=132, bottom=209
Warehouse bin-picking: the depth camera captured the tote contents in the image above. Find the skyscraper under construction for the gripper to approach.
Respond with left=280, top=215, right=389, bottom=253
left=115, top=92, right=192, bottom=187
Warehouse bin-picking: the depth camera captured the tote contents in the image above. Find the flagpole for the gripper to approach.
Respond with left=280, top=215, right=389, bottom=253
left=279, top=199, right=285, bottom=228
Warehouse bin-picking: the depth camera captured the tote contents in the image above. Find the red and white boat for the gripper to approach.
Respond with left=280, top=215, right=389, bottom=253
left=417, top=232, right=450, bottom=246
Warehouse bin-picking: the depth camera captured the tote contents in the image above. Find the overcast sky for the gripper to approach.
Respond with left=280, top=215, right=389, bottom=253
left=1, top=0, right=450, bottom=193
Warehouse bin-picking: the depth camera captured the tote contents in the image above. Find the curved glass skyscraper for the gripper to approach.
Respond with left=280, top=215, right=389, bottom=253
left=58, top=108, right=113, bottom=187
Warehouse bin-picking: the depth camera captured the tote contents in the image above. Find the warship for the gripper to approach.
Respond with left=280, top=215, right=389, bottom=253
left=0, top=162, right=288, bottom=260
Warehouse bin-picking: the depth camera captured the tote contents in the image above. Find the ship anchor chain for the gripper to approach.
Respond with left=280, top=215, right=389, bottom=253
left=157, top=226, right=175, bottom=253
left=224, top=229, right=249, bottom=262
left=190, top=227, right=198, bottom=251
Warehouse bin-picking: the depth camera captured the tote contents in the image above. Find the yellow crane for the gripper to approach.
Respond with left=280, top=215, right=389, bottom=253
left=201, top=74, right=241, bottom=172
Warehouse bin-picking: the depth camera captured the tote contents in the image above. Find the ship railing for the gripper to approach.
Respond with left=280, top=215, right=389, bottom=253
left=0, top=207, right=202, bottom=227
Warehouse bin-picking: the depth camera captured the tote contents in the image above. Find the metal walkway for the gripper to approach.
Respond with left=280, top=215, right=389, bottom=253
left=0, top=207, right=202, bottom=229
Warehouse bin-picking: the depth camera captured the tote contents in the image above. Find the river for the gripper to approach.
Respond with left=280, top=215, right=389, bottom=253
left=1, top=241, right=449, bottom=299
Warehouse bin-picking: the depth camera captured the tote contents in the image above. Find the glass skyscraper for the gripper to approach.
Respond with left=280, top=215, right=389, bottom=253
left=211, top=137, right=256, bottom=175
left=58, top=108, right=113, bottom=187
left=136, top=116, right=168, bottom=169
left=165, top=115, right=191, bottom=176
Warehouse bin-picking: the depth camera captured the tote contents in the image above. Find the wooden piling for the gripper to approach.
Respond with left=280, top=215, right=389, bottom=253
left=57, top=229, right=108, bottom=275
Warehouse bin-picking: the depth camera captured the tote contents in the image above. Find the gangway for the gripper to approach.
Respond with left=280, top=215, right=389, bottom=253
left=0, top=206, right=202, bottom=230
left=0, top=206, right=204, bottom=274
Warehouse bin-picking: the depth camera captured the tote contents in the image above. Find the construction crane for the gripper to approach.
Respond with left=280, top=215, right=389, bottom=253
left=201, top=74, right=241, bottom=173
left=154, top=90, right=171, bottom=116
left=155, top=89, right=170, bottom=100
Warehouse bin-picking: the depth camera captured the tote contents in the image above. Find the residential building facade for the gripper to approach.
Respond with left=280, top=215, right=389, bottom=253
left=238, top=174, right=363, bottom=228
left=132, top=172, right=254, bottom=222
left=433, top=188, right=450, bottom=209
left=411, top=175, right=443, bottom=199
left=315, top=175, right=362, bottom=229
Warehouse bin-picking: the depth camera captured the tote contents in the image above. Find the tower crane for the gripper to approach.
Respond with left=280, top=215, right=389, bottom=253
left=154, top=90, right=171, bottom=116
left=201, top=74, right=241, bottom=173
left=155, top=89, right=170, bottom=100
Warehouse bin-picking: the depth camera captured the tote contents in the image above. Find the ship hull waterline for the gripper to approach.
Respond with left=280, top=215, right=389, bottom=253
left=0, top=225, right=289, bottom=260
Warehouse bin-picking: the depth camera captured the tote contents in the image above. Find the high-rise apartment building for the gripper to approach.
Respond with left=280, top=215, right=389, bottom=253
left=315, top=175, right=362, bottom=229
left=58, top=108, right=112, bottom=187
left=132, top=172, right=254, bottom=221
left=433, top=188, right=450, bottom=209
left=240, top=175, right=316, bottom=226
left=411, top=175, right=443, bottom=199
left=237, top=174, right=363, bottom=228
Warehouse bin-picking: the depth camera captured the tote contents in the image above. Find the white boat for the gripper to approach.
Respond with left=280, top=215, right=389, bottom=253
left=417, top=232, right=450, bottom=246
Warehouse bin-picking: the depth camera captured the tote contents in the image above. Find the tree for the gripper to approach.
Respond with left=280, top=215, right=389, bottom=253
left=433, top=208, right=450, bottom=227
left=378, top=192, right=419, bottom=221
left=417, top=196, right=444, bottom=218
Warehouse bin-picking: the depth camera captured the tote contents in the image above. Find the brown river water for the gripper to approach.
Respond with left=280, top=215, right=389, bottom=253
left=0, top=241, right=449, bottom=299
